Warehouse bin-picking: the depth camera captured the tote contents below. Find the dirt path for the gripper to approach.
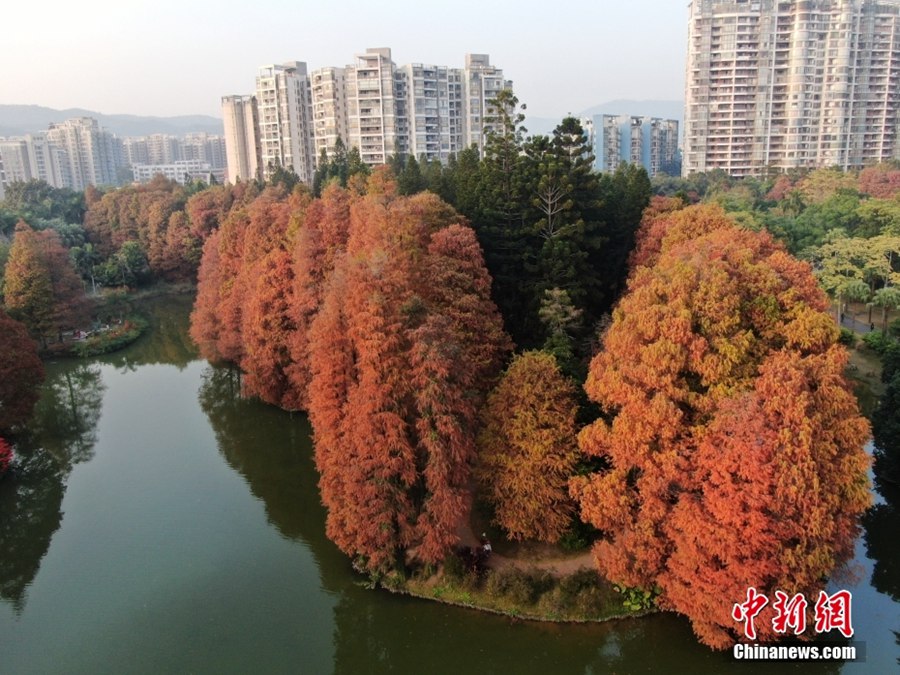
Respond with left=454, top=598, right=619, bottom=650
left=454, top=489, right=596, bottom=578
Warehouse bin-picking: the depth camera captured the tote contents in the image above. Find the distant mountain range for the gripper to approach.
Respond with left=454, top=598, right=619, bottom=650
left=0, top=105, right=224, bottom=138
left=1, top=100, right=682, bottom=142
left=525, top=100, right=684, bottom=138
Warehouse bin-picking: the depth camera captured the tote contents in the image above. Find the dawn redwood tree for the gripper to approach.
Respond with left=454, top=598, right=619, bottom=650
left=185, top=182, right=258, bottom=240
left=0, top=309, right=45, bottom=433
left=0, top=437, right=12, bottom=475
left=476, top=351, right=578, bottom=543
left=628, top=201, right=732, bottom=270
left=239, top=189, right=308, bottom=408
left=307, top=179, right=509, bottom=573
left=84, top=176, right=185, bottom=260
left=285, top=183, right=353, bottom=409
left=661, top=348, right=870, bottom=648
left=4, top=221, right=88, bottom=344
left=189, top=199, right=253, bottom=363
left=411, top=221, right=512, bottom=561
left=3, top=222, right=54, bottom=339
left=189, top=227, right=226, bottom=360
left=571, top=207, right=870, bottom=648
left=160, top=211, right=202, bottom=281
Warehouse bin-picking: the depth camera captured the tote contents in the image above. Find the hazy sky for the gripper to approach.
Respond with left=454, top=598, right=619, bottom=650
left=1, top=0, right=689, bottom=119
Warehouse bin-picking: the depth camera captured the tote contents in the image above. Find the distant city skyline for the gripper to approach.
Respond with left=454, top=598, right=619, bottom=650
left=0, top=0, right=688, bottom=120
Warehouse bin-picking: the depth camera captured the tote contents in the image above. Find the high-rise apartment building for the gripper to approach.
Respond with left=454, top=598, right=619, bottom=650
left=45, top=117, right=123, bottom=190
left=461, top=54, right=512, bottom=154
left=26, top=133, right=71, bottom=187
left=309, top=67, right=349, bottom=161
left=399, top=63, right=462, bottom=162
left=222, top=95, right=261, bottom=183
left=684, top=0, right=900, bottom=177
left=255, top=62, right=315, bottom=183
left=0, top=117, right=122, bottom=193
left=180, top=133, right=227, bottom=169
left=345, top=48, right=404, bottom=166
left=223, top=50, right=513, bottom=185
left=589, top=115, right=680, bottom=177
left=0, top=139, right=31, bottom=186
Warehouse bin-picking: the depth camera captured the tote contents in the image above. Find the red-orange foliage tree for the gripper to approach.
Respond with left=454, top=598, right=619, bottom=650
left=307, top=177, right=510, bottom=573
left=160, top=211, right=201, bottom=280
left=0, top=308, right=45, bottom=433
left=190, top=201, right=252, bottom=363
left=571, top=205, right=870, bottom=648
left=189, top=227, right=226, bottom=360
left=3, top=221, right=88, bottom=344
left=476, top=351, right=578, bottom=542
left=84, top=176, right=205, bottom=282
left=285, top=183, right=352, bottom=409
left=184, top=182, right=257, bottom=240
left=858, top=164, right=900, bottom=199
left=239, top=189, right=309, bottom=408
left=661, top=348, right=870, bottom=648
left=84, top=176, right=181, bottom=256
left=190, top=186, right=304, bottom=372
left=0, top=437, right=12, bottom=476
left=765, top=174, right=796, bottom=202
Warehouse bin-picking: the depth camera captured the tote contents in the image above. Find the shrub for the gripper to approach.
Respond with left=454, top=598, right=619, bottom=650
left=484, top=568, right=554, bottom=607
left=890, top=317, right=900, bottom=339
left=863, top=330, right=895, bottom=355
left=442, top=552, right=467, bottom=581
left=838, top=327, right=856, bottom=347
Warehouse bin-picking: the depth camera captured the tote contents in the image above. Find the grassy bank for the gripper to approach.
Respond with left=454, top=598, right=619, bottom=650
left=400, top=565, right=653, bottom=624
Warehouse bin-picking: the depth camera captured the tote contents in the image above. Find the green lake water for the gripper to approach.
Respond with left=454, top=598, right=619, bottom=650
left=1, top=296, right=897, bottom=674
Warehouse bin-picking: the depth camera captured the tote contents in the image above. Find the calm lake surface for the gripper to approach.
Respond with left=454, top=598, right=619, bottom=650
left=1, top=296, right=897, bottom=674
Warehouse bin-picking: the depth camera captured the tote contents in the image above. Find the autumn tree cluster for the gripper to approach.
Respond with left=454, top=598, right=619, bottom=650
left=359, top=92, right=651, bottom=354
left=82, top=176, right=260, bottom=287
left=571, top=203, right=871, bottom=648
left=655, top=164, right=900, bottom=313
left=0, top=176, right=261, bottom=301
left=190, top=172, right=510, bottom=573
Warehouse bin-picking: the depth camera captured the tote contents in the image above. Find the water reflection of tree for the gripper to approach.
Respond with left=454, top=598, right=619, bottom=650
left=865, top=365, right=900, bottom=604
left=197, top=364, right=348, bottom=591
left=0, top=448, right=66, bottom=612
left=102, top=294, right=198, bottom=372
left=330, top=596, right=842, bottom=675
left=28, top=363, right=105, bottom=467
left=0, top=362, right=105, bottom=611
